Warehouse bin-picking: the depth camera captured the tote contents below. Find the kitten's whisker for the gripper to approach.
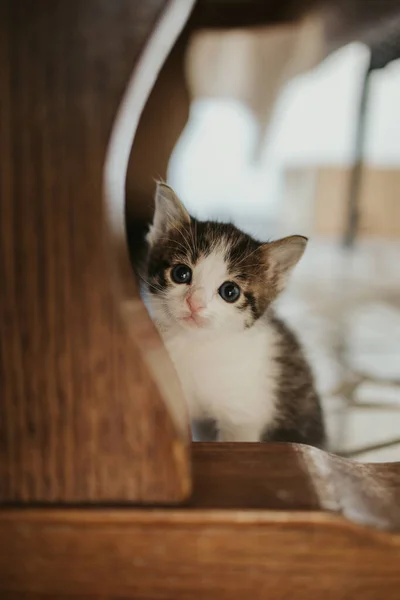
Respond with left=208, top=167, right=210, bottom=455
left=159, top=245, right=188, bottom=256
left=193, top=219, right=198, bottom=257
left=138, top=274, right=166, bottom=293
left=234, top=262, right=265, bottom=270
left=163, top=237, right=188, bottom=253
left=233, top=245, right=262, bottom=267
left=169, top=221, right=192, bottom=252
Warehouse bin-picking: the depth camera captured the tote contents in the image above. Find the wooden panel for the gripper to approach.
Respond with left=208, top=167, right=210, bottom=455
left=0, top=507, right=400, bottom=599
left=313, top=167, right=349, bottom=236
left=0, top=0, right=193, bottom=503
left=312, top=167, right=400, bottom=238
left=190, top=443, right=321, bottom=509
left=190, top=444, right=400, bottom=531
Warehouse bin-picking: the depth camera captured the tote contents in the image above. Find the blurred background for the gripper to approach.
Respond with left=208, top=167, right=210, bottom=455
left=166, top=30, right=400, bottom=462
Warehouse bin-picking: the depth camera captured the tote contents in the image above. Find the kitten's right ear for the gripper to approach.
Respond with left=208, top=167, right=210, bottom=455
left=147, top=182, right=190, bottom=245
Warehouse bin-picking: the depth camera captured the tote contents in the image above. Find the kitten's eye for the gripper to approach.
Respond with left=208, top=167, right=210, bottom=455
left=218, top=281, right=240, bottom=303
left=171, top=264, right=192, bottom=284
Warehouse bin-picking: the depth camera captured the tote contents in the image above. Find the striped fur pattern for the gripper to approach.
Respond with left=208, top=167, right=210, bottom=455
left=141, top=183, right=325, bottom=447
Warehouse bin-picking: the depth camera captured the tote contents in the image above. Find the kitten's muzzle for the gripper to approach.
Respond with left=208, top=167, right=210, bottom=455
left=186, top=288, right=206, bottom=314
left=182, top=287, right=208, bottom=327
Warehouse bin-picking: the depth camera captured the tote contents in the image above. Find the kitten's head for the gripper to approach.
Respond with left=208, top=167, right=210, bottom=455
left=144, top=183, right=307, bottom=334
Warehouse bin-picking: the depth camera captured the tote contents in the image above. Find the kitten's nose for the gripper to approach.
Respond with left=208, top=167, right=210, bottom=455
left=186, top=289, right=206, bottom=314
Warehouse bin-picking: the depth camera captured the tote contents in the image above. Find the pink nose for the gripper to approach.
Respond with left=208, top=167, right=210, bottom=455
left=186, top=292, right=205, bottom=314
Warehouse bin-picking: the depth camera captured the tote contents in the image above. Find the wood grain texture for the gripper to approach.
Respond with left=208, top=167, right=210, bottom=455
left=190, top=443, right=321, bottom=509
left=1, top=444, right=400, bottom=597
left=0, top=0, right=191, bottom=503
left=0, top=507, right=400, bottom=599
left=191, top=444, right=400, bottom=530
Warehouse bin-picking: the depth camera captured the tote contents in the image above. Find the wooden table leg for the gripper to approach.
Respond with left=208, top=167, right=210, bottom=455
left=0, top=0, right=193, bottom=504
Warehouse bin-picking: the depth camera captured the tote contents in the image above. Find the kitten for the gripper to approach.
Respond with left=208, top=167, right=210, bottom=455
left=140, top=182, right=325, bottom=447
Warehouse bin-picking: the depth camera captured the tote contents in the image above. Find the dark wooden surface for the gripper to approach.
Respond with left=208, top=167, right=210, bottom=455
left=190, top=0, right=400, bottom=40
left=191, top=443, right=320, bottom=509
left=190, top=0, right=318, bottom=28
left=191, top=444, right=400, bottom=530
left=0, top=0, right=191, bottom=504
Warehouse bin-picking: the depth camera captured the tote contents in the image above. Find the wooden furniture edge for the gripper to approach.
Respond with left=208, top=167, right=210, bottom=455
left=0, top=506, right=399, bottom=599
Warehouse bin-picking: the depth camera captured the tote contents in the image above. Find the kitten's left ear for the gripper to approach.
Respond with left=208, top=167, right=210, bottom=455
left=263, top=235, right=308, bottom=286
left=147, top=182, right=190, bottom=244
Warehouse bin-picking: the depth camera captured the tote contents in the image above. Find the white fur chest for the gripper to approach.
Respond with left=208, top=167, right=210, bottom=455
left=163, top=322, right=279, bottom=440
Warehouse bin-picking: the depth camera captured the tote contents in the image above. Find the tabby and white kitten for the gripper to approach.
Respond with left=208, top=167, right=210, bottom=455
left=142, top=183, right=325, bottom=447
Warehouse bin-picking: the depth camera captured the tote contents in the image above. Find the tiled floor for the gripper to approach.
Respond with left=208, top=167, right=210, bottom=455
left=277, top=238, right=400, bottom=462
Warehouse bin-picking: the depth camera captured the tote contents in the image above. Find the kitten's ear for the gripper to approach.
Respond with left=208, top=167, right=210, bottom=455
left=147, top=182, right=190, bottom=244
left=263, top=235, right=307, bottom=287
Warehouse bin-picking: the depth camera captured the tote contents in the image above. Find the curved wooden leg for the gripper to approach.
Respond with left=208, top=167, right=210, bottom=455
left=125, top=31, right=191, bottom=278
left=0, top=0, right=193, bottom=504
